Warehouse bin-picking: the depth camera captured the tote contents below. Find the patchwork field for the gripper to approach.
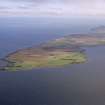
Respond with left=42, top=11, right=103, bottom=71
left=3, top=48, right=86, bottom=71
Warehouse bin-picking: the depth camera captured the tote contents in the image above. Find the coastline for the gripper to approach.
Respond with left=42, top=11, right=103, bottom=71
left=1, top=32, right=105, bottom=71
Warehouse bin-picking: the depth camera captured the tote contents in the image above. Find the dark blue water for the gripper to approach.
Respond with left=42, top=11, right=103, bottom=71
left=0, top=17, right=105, bottom=105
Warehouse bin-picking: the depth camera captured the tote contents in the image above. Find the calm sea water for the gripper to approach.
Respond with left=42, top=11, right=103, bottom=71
left=0, top=17, right=105, bottom=105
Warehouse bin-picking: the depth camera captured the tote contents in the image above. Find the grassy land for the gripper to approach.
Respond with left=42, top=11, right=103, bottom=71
left=4, top=50, right=86, bottom=71
left=2, top=33, right=105, bottom=71
left=45, top=35, right=105, bottom=47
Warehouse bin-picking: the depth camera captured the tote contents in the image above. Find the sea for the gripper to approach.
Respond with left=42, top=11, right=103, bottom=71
left=0, top=17, right=105, bottom=105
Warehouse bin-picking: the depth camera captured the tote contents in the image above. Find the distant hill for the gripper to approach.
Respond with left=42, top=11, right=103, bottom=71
left=91, top=26, right=105, bottom=33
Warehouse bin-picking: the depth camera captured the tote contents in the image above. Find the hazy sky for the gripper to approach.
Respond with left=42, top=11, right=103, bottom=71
left=0, top=0, right=105, bottom=17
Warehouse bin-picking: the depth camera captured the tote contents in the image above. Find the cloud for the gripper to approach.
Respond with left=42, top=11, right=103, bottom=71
left=0, top=0, right=105, bottom=17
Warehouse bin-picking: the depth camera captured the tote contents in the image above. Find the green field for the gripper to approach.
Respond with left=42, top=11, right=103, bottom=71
left=4, top=50, right=86, bottom=71
left=2, top=33, right=105, bottom=71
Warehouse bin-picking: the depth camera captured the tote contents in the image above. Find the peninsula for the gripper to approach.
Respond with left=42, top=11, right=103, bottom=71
left=1, top=27, right=105, bottom=71
left=91, top=26, right=105, bottom=33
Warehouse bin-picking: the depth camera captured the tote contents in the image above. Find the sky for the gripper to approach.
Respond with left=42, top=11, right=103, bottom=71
left=0, top=0, right=105, bottom=17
